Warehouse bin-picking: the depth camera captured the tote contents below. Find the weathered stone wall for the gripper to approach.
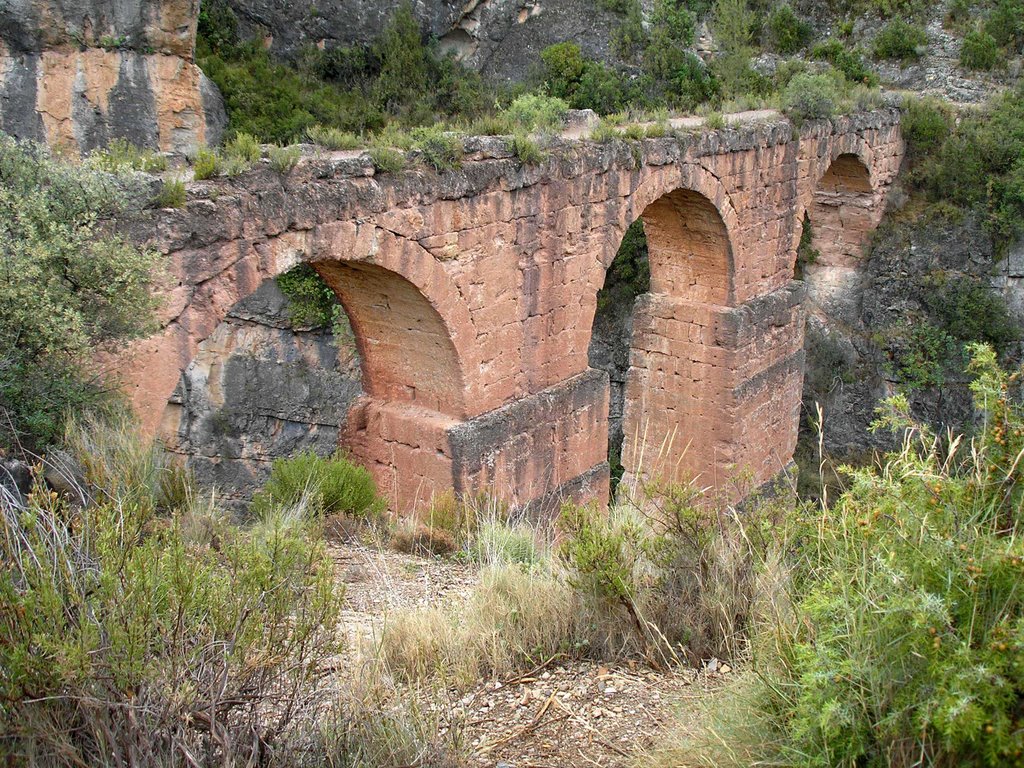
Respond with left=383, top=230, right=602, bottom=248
left=0, top=0, right=225, bottom=152
left=113, top=110, right=903, bottom=512
left=160, top=279, right=362, bottom=506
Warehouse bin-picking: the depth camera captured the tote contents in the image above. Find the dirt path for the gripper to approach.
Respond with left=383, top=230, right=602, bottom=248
left=327, top=539, right=728, bottom=767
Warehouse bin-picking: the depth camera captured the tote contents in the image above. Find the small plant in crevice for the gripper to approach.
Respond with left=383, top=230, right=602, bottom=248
left=269, top=143, right=302, bottom=173
left=153, top=178, right=186, bottom=208
left=276, top=262, right=340, bottom=329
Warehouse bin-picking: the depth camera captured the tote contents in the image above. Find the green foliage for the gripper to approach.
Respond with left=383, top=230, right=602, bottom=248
left=560, top=503, right=641, bottom=605
left=872, top=19, right=928, bottom=61
left=251, top=450, right=385, bottom=520
left=961, top=28, right=1001, bottom=70
left=883, top=320, right=959, bottom=391
left=191, top=147, right=221, bottom=179
left=985, top=0, right=1024, bottom=53
left=471, top=521, right=540, bottom=566
left=672, top=52, right=722, bottom=110
left=269, top=143, right=302, bottom=173
left=224, top=131, right=261, bottom=163
left=369, top=146, right=407, bottom=172
left=767, top=4, right=813, bottom=53
left=540, top=42, right=635, bottom=114
left=0, top=136, right=158, bottom=453
left=811, top=40, right=879, bottom=86
left=712, top=0, right=755, bottom=54
left=86, top=138, right=167, bottom=173
left=306, top=124, right=362, bottom=149
left=912, top=84, right=1024, bottom=244
left=901, top=95, right=952, bottom=157
left=511, top=132, right=547, bottom=165
left=502, top=93, right=570, bottom=132
left=0, top=418, right=344, bottom=764
left=923, top=274, right=1020, bottom=349
left=713, top=349, right=1024, bottom=766
left=154, top=178, right=186, bottom=208
left=644, top=0, right=698, bottom=78
left=782, top=72, right=839, bottom=122
left=197, top=0, right=493, bottom=144
left=410, top=126, right=463, bottom=171
left=275, top=263, right=339, bottom=329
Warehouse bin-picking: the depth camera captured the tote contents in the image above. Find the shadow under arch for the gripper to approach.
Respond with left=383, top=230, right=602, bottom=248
left=588, top=182, right=737, bottom=496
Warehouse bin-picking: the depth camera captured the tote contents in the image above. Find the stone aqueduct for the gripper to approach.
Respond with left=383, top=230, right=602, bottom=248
left=119, top=110, right=904, bottom=513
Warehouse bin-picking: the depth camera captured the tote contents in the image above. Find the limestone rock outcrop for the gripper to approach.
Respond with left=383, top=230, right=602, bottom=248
left=0, top=0, right=225, bottom=153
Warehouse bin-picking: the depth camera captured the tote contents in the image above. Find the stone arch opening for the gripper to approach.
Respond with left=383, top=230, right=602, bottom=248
left=159, top=259, right=468, bottom=509
left=589, top=186, right=735, bottom=496
left=801, top=152, right=875, bottom=316
left=313, top=260, right=467, bottom=418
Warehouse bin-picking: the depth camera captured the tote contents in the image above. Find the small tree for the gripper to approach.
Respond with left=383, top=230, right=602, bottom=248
left=0, top=135, right=158, bottom=453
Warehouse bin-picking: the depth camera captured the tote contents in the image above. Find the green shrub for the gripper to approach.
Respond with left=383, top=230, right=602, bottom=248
left=86, top=138, right=168, bottom=173
left=902, top=96, right=953, bottom=157
left=502, top=93, right=569, bottom=132
left=985, top=0, right=1024, bottom=53
left=945, top=0, right=973, bottom=30
left=644, top=0, right=697, bottom=79
left=224, top=131, right=261, bottom=163
left=923, top=275, right=1020, bottom=348
left=368, top=146, right=407, bottom=172
left=884, top=320, right=959, bottom=391
left=0, top=137, right=157, bottom=453
left=767, top=4, right=813, bottom=53
left=410, top=126, right=463, bottom=171
left=961, top=28, right=1001, bottom=70
left=306, top=124, right=362, bottom=149
left=250, top=450, right=385, bottom=520
left=696, top=349, right=1024, bottom=767
left=0, top=418, right=344, bottom=764
left=540, top=42, right=635, bottom=114
left=782, top=72, right=838, bottom=123
left=672, top=52, right=721, bottom=111
left=276, top=263, right=340, bottom=329
left=812, top=40, right=879, bottom=86
left=872, top=19, right=928, bottom=61
left=191, top=147, right=221, bottom=179
left=511, top=132, right=547, bottom=165
left=471, top=521, right=540, bottom=566
left=269, top=143, right=302, bottom=173
left=154, top=178, right=186, bottom=208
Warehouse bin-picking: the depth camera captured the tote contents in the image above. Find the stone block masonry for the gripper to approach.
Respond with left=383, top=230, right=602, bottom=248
left=114, top=110, right=904, bottom=513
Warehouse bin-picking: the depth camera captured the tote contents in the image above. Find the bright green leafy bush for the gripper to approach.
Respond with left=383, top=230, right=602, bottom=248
left=812, top=40, right=879, bottom=86
left=276, top=263, right=340, bottom=329
left=0, top=136, right=158, bottom=453
left=250, top=450, right=385, bottom=520
left=901, top=96, right=953, bottom=157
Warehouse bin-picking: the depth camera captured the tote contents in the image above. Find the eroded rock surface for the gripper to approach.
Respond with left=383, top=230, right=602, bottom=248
left=0, top=0, right=224, bottom=152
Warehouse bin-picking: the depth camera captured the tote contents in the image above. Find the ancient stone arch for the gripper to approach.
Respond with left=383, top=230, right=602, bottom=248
left=800, top=152, right=879, bottom=317
left=124, top=111, right=905, bottom=513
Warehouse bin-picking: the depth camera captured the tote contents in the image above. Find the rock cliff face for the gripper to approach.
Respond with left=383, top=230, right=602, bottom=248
left=0, top=0, right=225, bottom=152
left=225, top=0, right=625, bottom=83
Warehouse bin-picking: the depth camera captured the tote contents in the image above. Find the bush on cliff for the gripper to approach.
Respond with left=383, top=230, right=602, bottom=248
left=250, top=450, right=385, bottom=521
left=912, top=83, right=1024, bottom=244
left=0, top=135, right=158, bottom=455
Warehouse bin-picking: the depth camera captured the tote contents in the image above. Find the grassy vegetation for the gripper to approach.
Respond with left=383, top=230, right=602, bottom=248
left=655, top=347, right=1024, bottom=767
